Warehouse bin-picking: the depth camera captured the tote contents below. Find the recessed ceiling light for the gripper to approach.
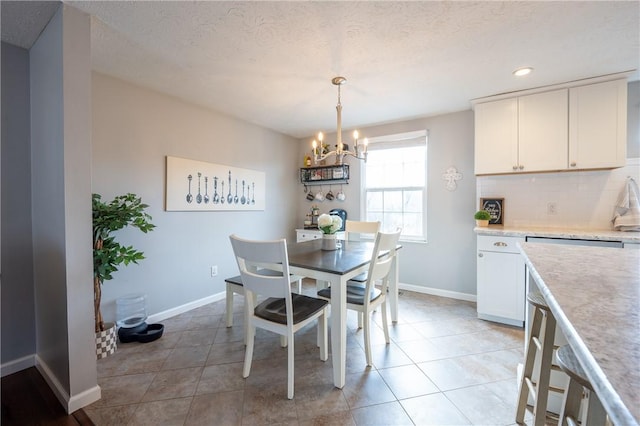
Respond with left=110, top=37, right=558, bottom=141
left=513, top=67, right=533, bottom=77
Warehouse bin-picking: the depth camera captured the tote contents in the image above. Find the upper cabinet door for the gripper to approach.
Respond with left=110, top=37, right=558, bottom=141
left=569, top=79, right=627, bottom=170
left=518, top=89, right=568, bottom=173
left=474, top=98, right=518, bottom=175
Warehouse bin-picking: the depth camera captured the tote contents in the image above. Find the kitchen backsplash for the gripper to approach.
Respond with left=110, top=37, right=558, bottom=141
left=476, top=158, right=640, bottom=229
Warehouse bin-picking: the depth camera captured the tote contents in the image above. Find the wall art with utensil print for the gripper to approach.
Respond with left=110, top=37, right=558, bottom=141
left=165, top=156, right=265, bottom=211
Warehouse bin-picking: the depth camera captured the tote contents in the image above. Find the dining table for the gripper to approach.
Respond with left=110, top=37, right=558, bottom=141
left=286, top=238, right=401, bottom=389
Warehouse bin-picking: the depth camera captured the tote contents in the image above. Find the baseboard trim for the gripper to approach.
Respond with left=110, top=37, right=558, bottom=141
left=1, top=354, right=35, bottom=377
left=399, top=282, right=477, bottom=302
left=147, top=292, right=226, bottom=323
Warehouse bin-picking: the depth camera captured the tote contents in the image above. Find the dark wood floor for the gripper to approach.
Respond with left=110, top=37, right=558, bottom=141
left=1, top=367, right=94, bottom=426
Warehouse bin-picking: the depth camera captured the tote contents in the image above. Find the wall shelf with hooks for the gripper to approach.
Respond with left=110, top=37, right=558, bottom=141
left=300, top=164, right=349, bottom=185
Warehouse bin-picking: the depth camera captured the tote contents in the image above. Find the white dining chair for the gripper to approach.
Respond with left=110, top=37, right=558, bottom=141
left=345, top=220, right=381, bottom=242
left=229, top=234, right=328, bottom=399
left=317, top=229, right=401, bottom=366
left=344, top=220, right=381, bottom=327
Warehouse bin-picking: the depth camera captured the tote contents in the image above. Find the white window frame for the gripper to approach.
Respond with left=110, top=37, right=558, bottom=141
left=360, top=130, right=428, bottom=243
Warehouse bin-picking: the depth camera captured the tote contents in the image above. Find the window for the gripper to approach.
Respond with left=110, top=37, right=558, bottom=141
left=362, top=130, right=427, bottom=241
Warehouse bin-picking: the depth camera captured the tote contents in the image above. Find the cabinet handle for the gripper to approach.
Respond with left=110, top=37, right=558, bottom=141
left=570, top=162, right=576, bottom=167
left=478, top=253, right=483, bottom=258
left=512, top=165, right=518, bottom=171
left=518, top=165, right=524, bottom=170
left=493, top=242, right=507, bottom=247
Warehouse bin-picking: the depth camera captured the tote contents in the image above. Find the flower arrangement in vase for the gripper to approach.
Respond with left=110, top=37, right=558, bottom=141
left=317, top=213, right=343, bottom=250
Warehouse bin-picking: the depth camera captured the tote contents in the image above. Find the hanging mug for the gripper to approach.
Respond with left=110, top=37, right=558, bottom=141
left=336, top=189, right=346, bottom=201
left=315, top=189, right=325, bottom=202
left=306, top=191, right=315, bottom=201
left=326, top=188, right=335, bottom=201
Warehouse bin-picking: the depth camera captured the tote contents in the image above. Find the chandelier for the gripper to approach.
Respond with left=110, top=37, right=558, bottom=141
left=311, top=76, right=368, bottom=165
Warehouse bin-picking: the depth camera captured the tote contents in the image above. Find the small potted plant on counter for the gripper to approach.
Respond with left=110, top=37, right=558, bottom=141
left=474, top=210, right=491, bottom=227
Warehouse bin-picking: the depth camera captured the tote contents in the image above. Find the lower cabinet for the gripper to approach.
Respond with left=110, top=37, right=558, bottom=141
left=477, top=235, right=526, bottom=326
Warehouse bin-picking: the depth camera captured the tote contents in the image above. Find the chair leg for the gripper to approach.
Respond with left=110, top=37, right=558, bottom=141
left=225, top=283, right=234, bottom=327
left=516, top=307, right=544, bottom=423
left=363, top=309, right=372, bottom=366
left=358, top=312, right=363, bottom=329
left=287, top=331, right=295, bottom=399
left=318, top=311, right=328, bottom=361
left=296, top=279, right=302, bottom=294
left=559, top=378, right=583, bottom=426
left=381, top=302, right=390, bottom=344
left=243, top=323, right=256, bottom=378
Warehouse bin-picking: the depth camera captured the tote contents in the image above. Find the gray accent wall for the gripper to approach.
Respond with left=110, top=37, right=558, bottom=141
left=91, top=73, right=301, bottom=321
left=1, top=43, right=35, bottom=363
left=628, top=80, right=639, bottom=158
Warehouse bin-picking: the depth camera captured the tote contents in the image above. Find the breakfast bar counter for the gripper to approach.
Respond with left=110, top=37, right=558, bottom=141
left=518, top=243, right=640, bottom=426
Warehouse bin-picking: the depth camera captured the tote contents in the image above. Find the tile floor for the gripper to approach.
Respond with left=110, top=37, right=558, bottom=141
left=85, top=281, right=542, bottom=425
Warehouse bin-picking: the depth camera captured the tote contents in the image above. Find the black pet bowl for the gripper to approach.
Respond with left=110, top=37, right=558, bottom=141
left=118, top=323, right=164, bottom=343
left=118, top=322, right=148, bottom=343
left=136, top=323, right=164, bottom=343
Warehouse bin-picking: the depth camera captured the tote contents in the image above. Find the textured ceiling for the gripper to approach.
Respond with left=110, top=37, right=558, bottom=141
left=2, top=1, right=639, bottom=139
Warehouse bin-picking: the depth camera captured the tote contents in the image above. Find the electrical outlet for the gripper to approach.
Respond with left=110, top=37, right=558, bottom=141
left=547, top=202, right=558, bottom=215
left=210, top=266, right=218, bottom=277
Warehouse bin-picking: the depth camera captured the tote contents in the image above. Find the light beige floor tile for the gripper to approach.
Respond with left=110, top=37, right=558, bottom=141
left=176, top=329, right=216, bottom=347
left=242, top=386, right=298, bottom=424
left=377, top=364, right=439, bottom=400
left=400, top=393, right=472, bottom=425
left=85, top=403, right=138, bottom=425
left=298, top=410, right=356, bottom=426
left=350, top=401, right=413, bottom=425
left=342, top=370, right=396, bottom=409
left=417, top=349, right=521, bottom=391
left=185, top=391, right=244, bottom=426
left=89, top=373, right=155, bottom=408
left=162, top=345, right=210, bottom=370
left=128, top=397, right=192, bottom=426
left=196, top=362, right=246, bottom=395
left=294, top=382, right=350, bottom=420
left=90, top=290, right=531, bottom=426
left=445, top=384, right=518, bottom=425
left=142, top=366, right=201, bottom=402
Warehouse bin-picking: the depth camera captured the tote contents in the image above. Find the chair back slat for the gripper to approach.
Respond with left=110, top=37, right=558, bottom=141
left=229, top=234, right=292, bottom=300
left=365, top=229, right=401, bottom=295
left=345, top=220, right=380, bottom=241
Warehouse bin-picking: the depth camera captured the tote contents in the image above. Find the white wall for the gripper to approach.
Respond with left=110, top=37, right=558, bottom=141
left=92, top=73, right=301, bottom=322
left=297, top=110, right=478, bottom=298
left=477, top=81, right=640, bottom=229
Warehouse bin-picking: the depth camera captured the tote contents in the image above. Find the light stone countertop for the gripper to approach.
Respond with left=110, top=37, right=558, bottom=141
left=474, top=225, right=640, bottom=243
left=518, top=242, right=640, bottom=426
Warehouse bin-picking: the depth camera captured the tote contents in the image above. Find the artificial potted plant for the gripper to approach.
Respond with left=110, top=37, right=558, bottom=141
left=474, top=210, right=491, bottom=227
left=93, top=193, right=155, bottom=357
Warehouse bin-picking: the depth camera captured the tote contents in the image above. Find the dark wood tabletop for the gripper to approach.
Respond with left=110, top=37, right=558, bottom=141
left=287, top=240, right=375, bottom=275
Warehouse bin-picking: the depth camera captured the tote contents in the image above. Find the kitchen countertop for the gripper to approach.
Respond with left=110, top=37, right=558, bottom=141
left=474, top=225, right=640, bottom=243
left=518, top=242, right=640, bottom=426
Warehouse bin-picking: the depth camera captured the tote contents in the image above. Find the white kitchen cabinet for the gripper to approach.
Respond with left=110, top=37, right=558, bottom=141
left=477, top=235, right=526, bottom=326
left=518, top=89, right=568, bottom=172
left=474, top=77, right=627, bottom=175
left=474, top=98, right=518, bottom=175
left=475, top=89, right=567, bottom=175
left=569, top=79, right=627, bottom=170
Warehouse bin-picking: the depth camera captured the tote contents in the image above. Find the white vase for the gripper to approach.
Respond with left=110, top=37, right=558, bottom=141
left=321, top=234, right=338, bottom=250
